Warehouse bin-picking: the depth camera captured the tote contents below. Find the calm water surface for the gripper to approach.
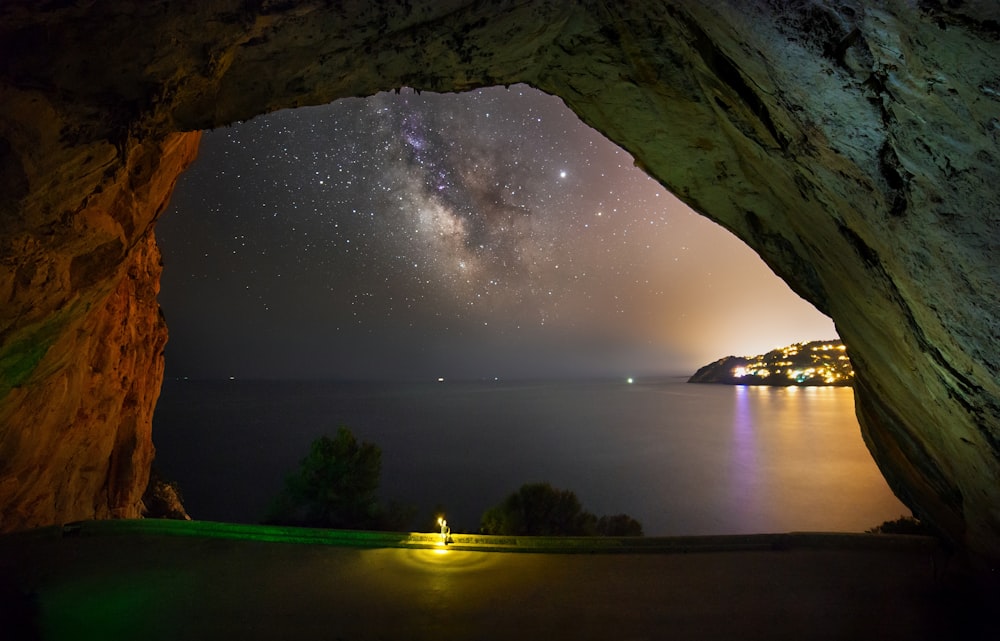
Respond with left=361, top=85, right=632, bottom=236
left=152, top=379, right=908, bottom=535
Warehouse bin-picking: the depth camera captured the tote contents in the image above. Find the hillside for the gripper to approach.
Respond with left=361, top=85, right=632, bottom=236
left=688, top=340, right=853, bottom=386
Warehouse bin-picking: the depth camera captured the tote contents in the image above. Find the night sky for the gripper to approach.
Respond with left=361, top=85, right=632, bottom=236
left=157, top=85, right=836, bottom=381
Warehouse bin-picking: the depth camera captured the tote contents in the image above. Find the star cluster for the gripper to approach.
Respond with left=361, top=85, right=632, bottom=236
left=157, top=85, right=835, bottom=380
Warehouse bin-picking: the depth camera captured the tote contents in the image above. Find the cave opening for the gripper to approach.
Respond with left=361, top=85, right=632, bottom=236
left=3, top=0, right=1000, bottom=574
left=150, top=85, right=904, bottom=534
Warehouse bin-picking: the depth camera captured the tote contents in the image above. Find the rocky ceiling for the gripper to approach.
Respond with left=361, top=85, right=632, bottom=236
left=1, top=1, right=998, bottom=568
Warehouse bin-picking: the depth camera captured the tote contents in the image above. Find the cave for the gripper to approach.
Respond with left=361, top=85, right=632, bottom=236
left=1, top=1, right=999, bottom=569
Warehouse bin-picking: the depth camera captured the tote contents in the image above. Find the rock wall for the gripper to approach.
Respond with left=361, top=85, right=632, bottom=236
left=0, top=129, right=200, bottom=528
left=1, top=1, right=998, bottom=566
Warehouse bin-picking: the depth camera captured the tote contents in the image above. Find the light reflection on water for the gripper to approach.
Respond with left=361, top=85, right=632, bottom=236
left=720, top=384, right=901, bottom=535
left=729, top=385, right=760, bottom=529
left=153, top=379, right=908, bottom=536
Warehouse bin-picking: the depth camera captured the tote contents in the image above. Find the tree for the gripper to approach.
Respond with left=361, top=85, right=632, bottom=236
left=866, top=515, right=929, bottom=535
left=480, top=482, right=643, bottom=537
left=595, top=513, right=644, bottom=537
left=481, top=482, right=589, bottom=536
left=267, top=427, right=383, bottom=529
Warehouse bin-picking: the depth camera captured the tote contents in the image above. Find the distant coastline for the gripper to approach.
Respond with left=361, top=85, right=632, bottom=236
left=688, top=340, right=853, bottom=386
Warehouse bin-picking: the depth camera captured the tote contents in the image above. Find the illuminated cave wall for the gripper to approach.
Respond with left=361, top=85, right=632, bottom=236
left=1, top=1, right=998, bottom=564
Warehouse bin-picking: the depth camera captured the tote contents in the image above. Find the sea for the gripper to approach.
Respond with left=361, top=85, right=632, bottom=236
left=151, top=377, right=909, bottom=535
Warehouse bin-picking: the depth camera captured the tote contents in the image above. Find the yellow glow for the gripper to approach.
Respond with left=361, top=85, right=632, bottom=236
left=400, top=546, right=501, bottom=572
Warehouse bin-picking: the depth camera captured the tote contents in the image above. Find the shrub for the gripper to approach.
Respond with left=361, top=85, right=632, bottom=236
left=480, top=482, right=643, bottom=537
left=866, top=515, right=929, bottom=535
left=595, top=513, right=644, bottom=537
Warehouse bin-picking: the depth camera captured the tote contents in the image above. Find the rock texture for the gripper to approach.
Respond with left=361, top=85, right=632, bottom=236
left=0, top=128, right=200, bottom=528
left=1, top=2, right=998, bottom=566
left=142, top=469, right=191, bottom=522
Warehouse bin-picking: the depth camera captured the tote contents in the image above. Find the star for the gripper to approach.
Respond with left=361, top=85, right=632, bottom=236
left=156, top=84, right=837, bottom=380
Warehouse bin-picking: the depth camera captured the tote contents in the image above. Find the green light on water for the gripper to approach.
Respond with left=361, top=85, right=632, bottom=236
left=41, top=573, right=186, bottom=641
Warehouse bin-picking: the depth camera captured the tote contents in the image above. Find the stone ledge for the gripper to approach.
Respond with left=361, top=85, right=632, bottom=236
left=1, top=519, right=942, bottom=556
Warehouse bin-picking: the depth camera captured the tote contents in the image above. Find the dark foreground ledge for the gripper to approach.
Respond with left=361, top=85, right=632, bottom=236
left=0, top=520, right=993, bottom=641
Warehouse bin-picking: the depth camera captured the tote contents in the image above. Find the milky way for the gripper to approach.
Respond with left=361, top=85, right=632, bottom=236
left=157, top=86, right=835, bottom=380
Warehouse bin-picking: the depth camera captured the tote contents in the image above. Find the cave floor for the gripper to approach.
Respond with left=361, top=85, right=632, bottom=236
left=0, top=521, right=991, bottom=641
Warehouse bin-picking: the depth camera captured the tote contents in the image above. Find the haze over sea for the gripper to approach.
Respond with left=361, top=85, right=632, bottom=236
left=152, top=378, right=907, bottom=535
